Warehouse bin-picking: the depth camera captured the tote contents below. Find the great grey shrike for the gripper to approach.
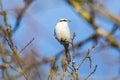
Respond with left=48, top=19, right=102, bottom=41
left=54, top=18, right=71, bottom=64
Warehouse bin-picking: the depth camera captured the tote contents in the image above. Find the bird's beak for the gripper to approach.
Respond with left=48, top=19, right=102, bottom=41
left=68, top=20, right=71, bottom=22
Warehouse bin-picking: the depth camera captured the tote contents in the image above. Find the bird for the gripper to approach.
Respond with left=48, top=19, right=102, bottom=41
left=54, top=18, right=71, bottom=64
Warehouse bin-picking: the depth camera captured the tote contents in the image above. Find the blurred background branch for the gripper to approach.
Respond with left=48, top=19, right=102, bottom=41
left=12, top=0, right=35, bottom=33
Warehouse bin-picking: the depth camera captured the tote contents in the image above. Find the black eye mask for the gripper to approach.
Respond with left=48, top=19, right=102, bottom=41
left=59, top=19, right=68, bottom=22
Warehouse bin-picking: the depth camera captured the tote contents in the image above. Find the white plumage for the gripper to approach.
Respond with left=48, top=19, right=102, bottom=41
left=54, top=18, right=70, bottom=45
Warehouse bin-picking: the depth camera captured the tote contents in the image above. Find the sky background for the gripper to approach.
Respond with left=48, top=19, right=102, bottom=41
left=1, top=0, right=120, bottom=79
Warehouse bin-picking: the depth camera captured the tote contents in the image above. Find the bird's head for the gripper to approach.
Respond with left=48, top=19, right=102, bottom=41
left=58, top=18, right=71, bottom=23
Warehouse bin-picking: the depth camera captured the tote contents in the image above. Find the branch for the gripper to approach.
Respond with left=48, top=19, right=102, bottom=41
left=67, top=0, right=120, bottom=50
left=71, top=33, right=76, bottom=63
left=94, top=4, right=120, bottom=26
left=56, top=34, right=96, bottom=60
left=13, top=0, right=34, bottom=33
left=0, top=64, right=8, bottom=69
left=84, top=65, right=98, bottom=80
left=5, top=27, right=29, bottom=80
left=77, top=46, right=94, bottom=70
left=87, top=56, right=92, bottom=68
left=20, top=37, right=35, bottom=53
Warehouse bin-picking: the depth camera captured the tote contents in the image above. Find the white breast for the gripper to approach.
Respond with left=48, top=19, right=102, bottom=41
left=55, top=22, right=70, bottom=44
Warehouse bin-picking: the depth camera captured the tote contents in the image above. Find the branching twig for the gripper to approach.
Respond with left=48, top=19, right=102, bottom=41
left=5, top=25, right=29, bottom=80
left=70, top=33, right=79, bottom=80
left=14, top=57, right=56, bottom=79
left=84, top=65, right=98, bottom=80
left=77, top=46, right=95, bottom=70
left=70, top=33, right=97, bottom=80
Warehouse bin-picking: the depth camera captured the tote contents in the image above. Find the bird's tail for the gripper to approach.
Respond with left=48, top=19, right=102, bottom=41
left=64, top=44, right=71, bottom=64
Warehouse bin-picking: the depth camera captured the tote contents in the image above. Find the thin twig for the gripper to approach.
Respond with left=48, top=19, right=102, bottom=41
left=6, top=27, right=29, bottom=80
left=14, top=57, right=56, bottom=79
left=71, top=33, right=76, bottom=63
left=71, top=33, right=79, bottom=80
left=87, top=56, right=92, bottom=68
left=84, top=65, right=98, bottom=80
left=77, top=46, right=95, bottom=70
left=71, top=33, right=78, bottom=73
left=20, top=37, right=34, bottom=53
left=77, top=49, right=90, bottom=70
left=9, top=65, right=19, bottom=72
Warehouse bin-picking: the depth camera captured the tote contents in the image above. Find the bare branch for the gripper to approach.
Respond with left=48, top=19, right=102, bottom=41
left=94, top=4, right=120, bottom=26
left=5, top=27, right=29, bottom=80
left=71, top=32, right=76, bottom=63
left=87, top=56, right=92, bottom=68
left=68, top=0, right=120, bottom=50
left=77, top=46, right=95, bottom=70
left=13, top=0, right=35, bottom=33
left=84, top=65, right=98, bottom=80
left=0, top=64, right=8, bottom=69
left=20, top=37, right=35, bottom=54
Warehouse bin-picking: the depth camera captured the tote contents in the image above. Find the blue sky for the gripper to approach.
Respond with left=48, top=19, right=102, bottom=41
left=2, top=0, right=120, bottom=78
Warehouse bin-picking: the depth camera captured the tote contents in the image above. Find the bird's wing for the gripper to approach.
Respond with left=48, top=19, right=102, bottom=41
left=54, top=28, right=57, bottom=39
